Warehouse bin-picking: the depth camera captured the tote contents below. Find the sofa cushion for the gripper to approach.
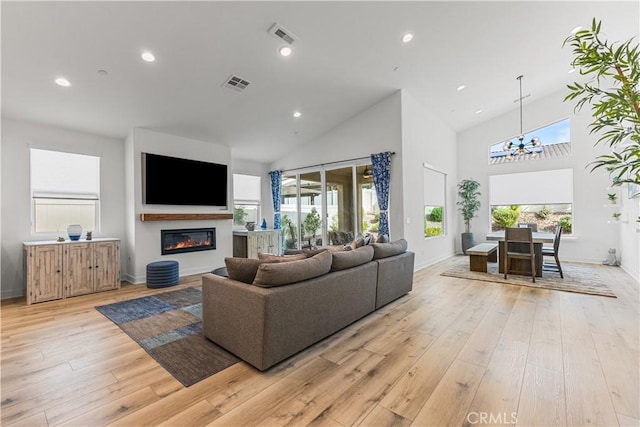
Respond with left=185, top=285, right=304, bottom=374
left=258, top=253, right=307, bottom=262
left=371, top=239, right=408, bottom=259
left=331, top=245, right=374, bottom=271
left=253, top=250, right=332, bottom=287
left=224, top=257, right=276, bottom=284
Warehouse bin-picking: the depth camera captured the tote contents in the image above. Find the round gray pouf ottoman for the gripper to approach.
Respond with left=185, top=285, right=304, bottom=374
left=146, top=260, right=179, bottom=288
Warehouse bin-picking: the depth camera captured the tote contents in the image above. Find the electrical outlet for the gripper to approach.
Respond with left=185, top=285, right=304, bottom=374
left=406, top=217, right=411, bottom=224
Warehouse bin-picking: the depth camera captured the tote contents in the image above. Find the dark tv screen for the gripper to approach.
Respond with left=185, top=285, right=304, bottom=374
left=143, top=152, right=227, bottom=206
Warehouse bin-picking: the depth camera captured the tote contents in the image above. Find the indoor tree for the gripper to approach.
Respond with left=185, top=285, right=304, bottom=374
left=563, top=18, right=640, bottom=186
left=457, top=178, right=481, bottom=254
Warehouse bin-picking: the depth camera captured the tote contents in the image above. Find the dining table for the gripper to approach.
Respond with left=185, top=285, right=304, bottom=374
left=486, top=230, right=556, bottom=277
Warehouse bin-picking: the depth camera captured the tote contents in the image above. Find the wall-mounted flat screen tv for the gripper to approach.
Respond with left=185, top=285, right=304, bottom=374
left=142, top=152, right=228, bottom=206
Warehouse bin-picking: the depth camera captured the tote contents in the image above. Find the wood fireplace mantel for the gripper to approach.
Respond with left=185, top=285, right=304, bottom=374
left=139, top=213, right=234, bottom=221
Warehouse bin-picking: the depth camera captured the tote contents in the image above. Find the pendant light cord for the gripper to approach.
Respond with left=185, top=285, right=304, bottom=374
left=517, top=75, right=524, bottom=136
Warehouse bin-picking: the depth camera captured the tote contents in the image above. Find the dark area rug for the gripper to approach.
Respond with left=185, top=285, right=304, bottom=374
left=95, top=286, right=240, bottom=387
left=441, top=257, right=616, bottom=298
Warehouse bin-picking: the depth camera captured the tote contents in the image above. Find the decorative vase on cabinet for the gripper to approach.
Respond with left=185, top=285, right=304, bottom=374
left=67, top=224, right=82, bottom=241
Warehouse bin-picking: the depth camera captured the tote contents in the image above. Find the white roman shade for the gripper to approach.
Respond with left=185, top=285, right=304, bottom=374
left=233, top=173, right=261, bottom=203
left=423, top=166, right=446, bottom=206
left=31, top=148, right=100, bottom=199
left=489, top=168, right=573, bottom=206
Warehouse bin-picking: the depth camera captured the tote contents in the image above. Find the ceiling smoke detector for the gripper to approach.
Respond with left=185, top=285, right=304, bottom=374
left=268, top=22, right=298, bottom=45
left=222, top=75, right=251, bottom=93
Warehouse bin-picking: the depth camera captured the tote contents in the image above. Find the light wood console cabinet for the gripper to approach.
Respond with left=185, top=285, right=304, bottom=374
left=24, top=238, right=120, bottom=305
left=233, top=230, right=281, bottom=258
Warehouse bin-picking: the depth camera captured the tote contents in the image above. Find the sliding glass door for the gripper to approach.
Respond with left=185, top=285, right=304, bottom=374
left=325, top=167, right=355, bottom=245
left=282, top=160, right=379, bottom=249
left=281, top=175, right=299, bottom=249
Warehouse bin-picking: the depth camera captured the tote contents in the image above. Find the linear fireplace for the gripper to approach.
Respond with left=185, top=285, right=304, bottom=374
left=161, top=228, right=216, bottom=255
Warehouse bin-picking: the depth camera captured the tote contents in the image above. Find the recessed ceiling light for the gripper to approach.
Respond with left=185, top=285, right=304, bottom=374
left=401, top=33, right=413, bottom=43
left=279, top=46, right=292, bottom=57
left=456, top=85, right=466, bottom=91
left=571, top=26, right=582, bottom=34
left=55, top=77, right=71, bottom=87
left=293, top=111, right=301, bottom=118
left=475, top=109, right=483, bottom=114
left=141, top=51, right=155, bottom=62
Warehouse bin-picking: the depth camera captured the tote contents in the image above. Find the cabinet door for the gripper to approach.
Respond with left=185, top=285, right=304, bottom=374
left=269, top=230, right=281, bottom=255
left=247, top=232, right=259, bottom=259
left=27, top=245, right=63, bottom=304
left=65, top=243, right=94, bottom=297
left=94, top=241, right=120, bottom=292
left=256, top=233, right=268, bottom=254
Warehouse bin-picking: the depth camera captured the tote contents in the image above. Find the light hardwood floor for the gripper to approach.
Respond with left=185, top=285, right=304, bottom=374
left=1, top=256, right=638, bottom=426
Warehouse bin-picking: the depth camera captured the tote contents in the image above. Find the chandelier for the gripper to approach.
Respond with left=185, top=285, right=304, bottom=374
left=503, top=75, right=541, bottom=158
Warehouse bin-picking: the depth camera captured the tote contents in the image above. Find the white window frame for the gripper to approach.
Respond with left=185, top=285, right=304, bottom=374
left=423, top=164, right=447, bottom=239
left=30, top=148, right=101, bottom=236
left=233, top=173, right=261, bottom=229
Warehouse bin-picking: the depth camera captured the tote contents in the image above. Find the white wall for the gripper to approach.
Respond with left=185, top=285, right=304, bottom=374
left=618, top=194, right=639, bottom=282
left=1, top=118, right=126, bottom=298
left=400, top=91, right=458, bottom=270
left=270, top=91, right=405, bottom=240
left=126, top=128, right=233, bottom=283
left=457, top=89, right=620, bottom=264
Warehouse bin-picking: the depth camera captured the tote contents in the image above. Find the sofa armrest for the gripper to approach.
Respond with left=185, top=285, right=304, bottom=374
left=375, top=251, right=415, bottom=309
left=202, top=273, right=270, bottom=370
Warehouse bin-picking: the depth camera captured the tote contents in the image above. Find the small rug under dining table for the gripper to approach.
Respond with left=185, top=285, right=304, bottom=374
left=95, top=286, right=240, bottom=387
left=441, top=256, right=616, bottom=298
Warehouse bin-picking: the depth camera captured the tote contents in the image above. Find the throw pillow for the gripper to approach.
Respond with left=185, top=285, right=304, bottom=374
left=376, top=234, right=390, bottom=243
left=284, top=248, right=330, bottom=257
left=258, top=253, right=307, bottom=262
left=371, top=239, right=408, bottom=259
left=224, top=257, right=276, bottom=284
left=350, top=233, right=365, bottom=250
left=253, top=251, right=332, bottom=287
left=331, top=245, right=374, bottom=271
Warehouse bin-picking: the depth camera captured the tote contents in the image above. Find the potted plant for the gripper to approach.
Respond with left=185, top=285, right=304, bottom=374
left=457, top=178, right=481, bottom=254
left=612, top=212, right=622, bottom=221
left=564, top=19, right=639, bottom=186
left=607, top=193, right=618, bottom=204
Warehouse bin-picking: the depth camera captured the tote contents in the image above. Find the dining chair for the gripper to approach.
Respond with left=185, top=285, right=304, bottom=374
left=504, top=227, right=536, bottom=283
left=518, top=222, right=538, bottom=232
left=542, top=225, right=563, bottom=278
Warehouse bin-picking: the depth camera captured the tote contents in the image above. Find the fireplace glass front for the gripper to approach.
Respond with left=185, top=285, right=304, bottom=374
left=161, top=228, right=216, bottom=255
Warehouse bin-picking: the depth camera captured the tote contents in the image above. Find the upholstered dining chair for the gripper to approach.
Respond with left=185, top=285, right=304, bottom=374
left=542, top=225, right=564, bottom=278
left=504, top=227, right=536, bottom=283
left=518, top=222, right=538, bottom=232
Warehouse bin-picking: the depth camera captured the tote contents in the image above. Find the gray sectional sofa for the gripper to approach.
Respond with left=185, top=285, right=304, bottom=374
left=202, top=240, right=415, bottom=371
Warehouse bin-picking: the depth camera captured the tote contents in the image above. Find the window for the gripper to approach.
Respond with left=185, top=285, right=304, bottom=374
left=233, top=173, right=261, bottom=227
left=489, top=169, right=573, bottom=234
left=30, top=148, right=100, bottom=233
left=423, top=166, right=446, bottom=238
left=488, top=118, right=571, bottom=164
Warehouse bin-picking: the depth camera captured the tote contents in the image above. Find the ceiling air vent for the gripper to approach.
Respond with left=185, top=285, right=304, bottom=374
left=222, top=75, right=251, bottom=93
left=268, top=22, right=298, bottom=45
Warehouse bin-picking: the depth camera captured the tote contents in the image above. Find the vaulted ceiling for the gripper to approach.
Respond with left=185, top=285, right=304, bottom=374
left=2, top=1, right=638, bottom=162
